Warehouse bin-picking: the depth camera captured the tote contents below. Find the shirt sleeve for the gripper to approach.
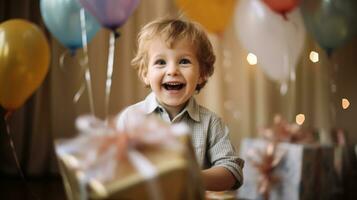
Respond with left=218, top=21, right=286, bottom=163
left=115, top=102, right=146, bottom=131
left=207, top=117, right=244, bottom=190
left=115, top=108, right=128, bottom=131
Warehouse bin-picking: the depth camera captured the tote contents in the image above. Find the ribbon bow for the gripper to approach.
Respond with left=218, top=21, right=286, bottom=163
left=247, top=142, right=285, bottom=200
left=56, top=113, right=189, bottom=200
left=260, top=114, right=317, bottom=144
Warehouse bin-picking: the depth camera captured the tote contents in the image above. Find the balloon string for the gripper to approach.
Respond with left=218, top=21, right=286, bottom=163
left=282, top=17, right=295, bottom=123
left=59, top=50, right=70, bottom=72
left=78, top=8, right=95, bottom=116
left=73, top=83, right=86, bottom=103
left=328, top=60, right=338, bottom=127
left=105, top=32, right=116, bottom=119
left=4, top=112, right=25, bottom=180
left=3, top=112, right=41, bottom=200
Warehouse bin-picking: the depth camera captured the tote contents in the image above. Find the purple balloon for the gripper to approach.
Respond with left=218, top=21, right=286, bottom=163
left=79, top=0, right=140, bottom=31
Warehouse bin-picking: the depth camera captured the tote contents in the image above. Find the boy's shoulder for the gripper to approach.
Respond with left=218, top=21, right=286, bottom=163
left=196, top=104, right=223, bottom=123
left=120, top=99, right=146, bottom=116
left=116, top=99, right=146, bottom=129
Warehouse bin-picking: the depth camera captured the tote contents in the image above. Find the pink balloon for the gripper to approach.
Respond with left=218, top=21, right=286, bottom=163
left=263, top=0, right=300, bottom=16
left=79, top=0, right=140, bottom=31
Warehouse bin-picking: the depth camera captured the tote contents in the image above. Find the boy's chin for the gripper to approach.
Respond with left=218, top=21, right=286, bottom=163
left=160, top=99, right=187, bottom=108
left=162, top=101, right=185, bottom=108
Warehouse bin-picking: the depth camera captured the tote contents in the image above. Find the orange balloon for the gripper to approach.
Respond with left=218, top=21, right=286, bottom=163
left=0, top=19, right=50, bottom=110
left=175, top=0, right=237, bottom=34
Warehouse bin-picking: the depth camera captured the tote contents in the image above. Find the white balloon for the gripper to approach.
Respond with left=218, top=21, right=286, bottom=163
left=235, top=0, right=305, bottom=82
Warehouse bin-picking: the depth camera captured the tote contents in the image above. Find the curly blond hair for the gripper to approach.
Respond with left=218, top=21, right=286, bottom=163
left=131, top=18, right=215, bottom=91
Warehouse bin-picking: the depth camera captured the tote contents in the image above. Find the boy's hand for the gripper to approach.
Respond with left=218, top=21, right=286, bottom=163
left=201, top=166, right=236, bottom=191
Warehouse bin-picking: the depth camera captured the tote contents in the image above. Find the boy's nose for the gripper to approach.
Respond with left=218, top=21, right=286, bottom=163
left=166, top=63, right=179, bottom=76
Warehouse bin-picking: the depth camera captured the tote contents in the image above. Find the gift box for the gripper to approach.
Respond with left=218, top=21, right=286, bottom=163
left=336, top=144, right=357, bottom=200
left=237, top=138, right=337, bottom=200
left=55, top=115, right=204, bottom=200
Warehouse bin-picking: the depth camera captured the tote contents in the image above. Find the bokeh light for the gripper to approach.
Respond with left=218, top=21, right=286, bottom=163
left=309, top=51, right=319, bottom=63
left=342, top=98, right=350, bottom=109
left=296, top=114, right=305, bottom=125
left=247, top=53, right=257, bottom=65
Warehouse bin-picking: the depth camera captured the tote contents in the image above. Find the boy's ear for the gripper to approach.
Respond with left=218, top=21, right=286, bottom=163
left=141, top=72, right=149, bottom=85
left=198, top=75, right=206, bottom=85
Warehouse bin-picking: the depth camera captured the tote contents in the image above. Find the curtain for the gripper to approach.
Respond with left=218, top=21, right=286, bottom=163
left=1, top=0, right=356, bottom=176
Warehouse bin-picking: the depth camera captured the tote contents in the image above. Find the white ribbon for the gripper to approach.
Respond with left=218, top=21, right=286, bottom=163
left=76, top=8, right=95, bottom=116
left=104, top=32, right=116, bottom=118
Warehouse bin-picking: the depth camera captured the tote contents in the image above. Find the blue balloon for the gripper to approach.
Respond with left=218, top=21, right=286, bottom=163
left=40, top=0, right=100, bottom=52
left=301, top=0, right=357, bottom=54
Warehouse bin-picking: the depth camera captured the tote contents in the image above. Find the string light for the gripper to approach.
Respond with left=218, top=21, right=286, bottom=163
left=309, top=51, right=319, bottom=63
left=247, top=53, right=257, bottom=65
left=342, top=98, right=350, bottom=109
left=295, top=114, right=305, bottom=125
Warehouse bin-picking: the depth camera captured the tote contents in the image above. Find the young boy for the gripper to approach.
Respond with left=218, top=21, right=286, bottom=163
left=117, top=18, right=244, bottom=191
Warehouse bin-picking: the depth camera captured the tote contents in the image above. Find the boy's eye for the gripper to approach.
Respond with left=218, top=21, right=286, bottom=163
left=154, top=59, right=166, bottom=65
left=179, top=58, right=191, bottom=65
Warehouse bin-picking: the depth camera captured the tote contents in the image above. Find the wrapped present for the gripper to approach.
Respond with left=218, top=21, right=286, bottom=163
left=330, top=129, right=357, bottom=200
left=238, top=138, right=337, bottom=200
left=55, top=114, right=204, bottom=200
left=259, top=115, right=318, bottom=144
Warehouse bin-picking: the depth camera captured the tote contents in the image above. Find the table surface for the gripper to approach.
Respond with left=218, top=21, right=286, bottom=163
left=0, top=177, right=251, bottom=200
left=0, top=177, right=66, bottom=200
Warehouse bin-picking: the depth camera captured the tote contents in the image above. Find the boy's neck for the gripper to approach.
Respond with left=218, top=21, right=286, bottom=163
left=161, top=101, right=189, bottom=121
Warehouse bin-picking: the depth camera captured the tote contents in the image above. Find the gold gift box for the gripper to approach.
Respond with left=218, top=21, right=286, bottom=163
left=56, top=135, right=204, bottom=200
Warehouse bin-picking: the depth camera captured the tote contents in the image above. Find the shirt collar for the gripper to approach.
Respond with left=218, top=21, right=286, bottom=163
left=184, top=96, right=200, bottom=122
left=144, top=92, right=160, bottom=114
left=144, top=92, right=200, bottom=122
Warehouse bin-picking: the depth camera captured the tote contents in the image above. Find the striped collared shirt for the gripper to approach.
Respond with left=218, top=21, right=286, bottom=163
left=117, top=92, right=244, bottom=189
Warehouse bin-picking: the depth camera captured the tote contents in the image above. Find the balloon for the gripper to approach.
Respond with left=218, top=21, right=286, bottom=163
left=175, top=0, right=236, bottom=34
left=263, top=0, right=300, bottom=16
left=79, top=0, right=140, bottom=31
left=235, top=0, right=306, bottom=82
left=300, top=0, right=357, bottom=54
left=0, top=19, right=50, bottom=110
left=40, top=0, right=100, bottom=52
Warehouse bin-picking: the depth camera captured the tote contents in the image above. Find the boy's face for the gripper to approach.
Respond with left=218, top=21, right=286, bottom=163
left=143, top=37, right=203, bottom=114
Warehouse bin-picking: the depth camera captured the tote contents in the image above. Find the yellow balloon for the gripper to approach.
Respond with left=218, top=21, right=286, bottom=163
left=0, top=19, right=50, bottom=110
left=175, top=0, right=237, bottom=34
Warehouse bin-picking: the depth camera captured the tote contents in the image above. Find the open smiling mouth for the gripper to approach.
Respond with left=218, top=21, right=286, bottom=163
left=162, top=82, right=186, bottom=91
